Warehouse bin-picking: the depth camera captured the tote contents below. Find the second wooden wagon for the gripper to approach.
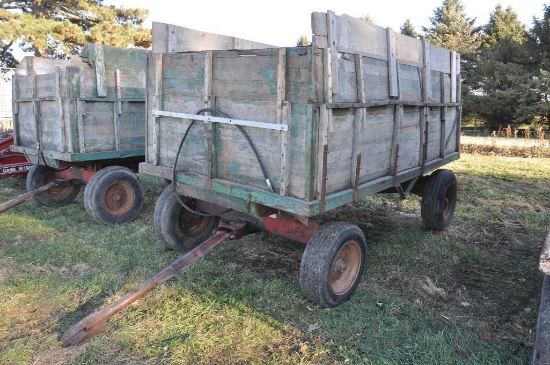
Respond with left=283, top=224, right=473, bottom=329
left=10, top=44, right=147, bottom=224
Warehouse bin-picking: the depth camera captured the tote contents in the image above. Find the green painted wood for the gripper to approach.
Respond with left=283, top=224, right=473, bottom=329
left=10, top=146, right=144, bottom=162
left=141, top=151, right=458, bottom=218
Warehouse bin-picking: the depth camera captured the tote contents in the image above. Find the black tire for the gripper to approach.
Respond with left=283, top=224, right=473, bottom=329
left=299, top=222, right=366, bottom=308
left=83, top=166, right=144, bottom=225
left=154, top=184, right=220, bottom=251
left=26, top=164, right=80, bottom=207
left=421, top=169, right=457, bottom=231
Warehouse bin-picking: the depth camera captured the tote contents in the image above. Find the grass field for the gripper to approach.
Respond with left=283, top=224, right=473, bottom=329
left=1, top=152, right=549, bottom=364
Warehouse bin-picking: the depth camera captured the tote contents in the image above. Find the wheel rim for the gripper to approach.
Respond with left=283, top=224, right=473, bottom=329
left=442, top=184, right=455, bottom=219
left=178, top=200, right=212, bottom=237
left=43, top=171, right=71, bottom=198
left=330, top=240, right=362, bottom=296
left=103, top=181, right=135, bottom=216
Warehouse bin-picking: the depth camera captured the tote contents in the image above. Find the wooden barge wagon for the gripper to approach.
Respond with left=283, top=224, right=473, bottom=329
left=10, top=44, right=148, bottom=224
left=139, top=11, right=462, bottom=307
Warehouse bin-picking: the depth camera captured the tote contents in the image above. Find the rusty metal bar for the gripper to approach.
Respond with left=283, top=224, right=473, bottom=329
left=0, top=180, right=60, bottom=213
left=61, top=221, right=247, bottom=347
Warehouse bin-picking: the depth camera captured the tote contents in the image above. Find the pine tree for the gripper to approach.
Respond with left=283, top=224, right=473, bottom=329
left=400, top=19, right=419, bottom=39
left=462, top=5, right=536, bottom=127
left=482, top=5, right=528, bottom=48
left=360, top=15, right=376, bottom=25
left=422, top=0, right=479, bottom=55
left=0, top=1, right=152, bottom=67
left=529, top=5, right=550, bottom=127
left=296, top=35, right=310, bottom=47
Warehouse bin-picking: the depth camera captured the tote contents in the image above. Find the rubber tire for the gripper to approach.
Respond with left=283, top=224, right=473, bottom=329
left=154, top=184, right=220, bottom=252
left=26, top=164, right=80, bottom=207
left=421, top=169, right=458, bottom=231
left=299, top=222, right=367, bottom=308
left=83, top=166, right=144, bottom=225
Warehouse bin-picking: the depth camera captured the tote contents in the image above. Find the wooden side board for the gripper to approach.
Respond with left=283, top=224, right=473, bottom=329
left=152, top=22, right=274, bottom=54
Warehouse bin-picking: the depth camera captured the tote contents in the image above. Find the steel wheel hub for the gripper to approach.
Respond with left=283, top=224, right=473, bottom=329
left=330, top=240, right=362, bottom=295
left=104, top=181, right=135, bottom=215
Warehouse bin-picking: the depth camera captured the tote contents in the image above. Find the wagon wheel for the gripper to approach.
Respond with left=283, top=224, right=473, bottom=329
left=420, top=169, right=458, bottom=231
left=299, top=222, right=366, bottom=308
left=26, top=164, right=80, bottom=207
left=84, top=166, right=144, bottom=225
left=154, top=184, right=221, bottom=252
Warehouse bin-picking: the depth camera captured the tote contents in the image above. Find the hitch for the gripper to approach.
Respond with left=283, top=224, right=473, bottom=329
left=60, top=221, right=247, bottom=347
left=0, top=179, right=72, bottom=213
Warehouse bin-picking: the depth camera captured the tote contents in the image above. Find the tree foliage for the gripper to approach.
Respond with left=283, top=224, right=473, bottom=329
left=296, top=35, right=310, bottom=47
left=400, top=19, right=419, bottom=39
left=0, top=0, right=152, bottom=67
left=461, top=5, right=536, bottom=127
left=360, top=14, right=376, bottom=25
left=482, top=5, right=528, bottom=48
left=529, top=5, right=550, bottom=127
left=422, top=0, right=479, bottom=55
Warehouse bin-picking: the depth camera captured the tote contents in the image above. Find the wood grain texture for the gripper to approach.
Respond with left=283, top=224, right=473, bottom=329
left=12, top=45, right=147, bottom=161
left=145, top=12, right=461, bottom=209
left=152, top=22, right=274, bottom=54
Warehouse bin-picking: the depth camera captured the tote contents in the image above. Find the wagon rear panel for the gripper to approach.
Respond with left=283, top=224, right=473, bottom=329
left=11, top=45, right=147, bottom=161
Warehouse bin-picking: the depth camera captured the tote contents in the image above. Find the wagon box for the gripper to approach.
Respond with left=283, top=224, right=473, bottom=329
left=140, top=11, right=460, bottom=216
left=140, top=11, right=461, bottom=307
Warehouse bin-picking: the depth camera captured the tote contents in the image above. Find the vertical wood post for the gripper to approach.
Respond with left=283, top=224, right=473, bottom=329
left=317, top=104, right=329, bottom=201
left=113, top=69, right=122, bottom=151
left=55, top=66, right=66, bottom=151
left=280, top=102, right=291, bottom=197
left=12, top=73, right=19, bottom=145
left=420, top=40, right=431, bottom=172
left=77, top=67, right=86, bottom=153
left=351, top=53, right=365, bottom=189
left=455, top=53, right=462, bottom=153
left=326, top=10, right=338, bottom=95
left=152, top=54, right=164, bottom=166
left=387, top=28, right=399, bottom=98
left=203, top=51, right=213, bottom=189
left=92, top=45, right=107, bottom=98
left=440, top=72, right=446, bottom=158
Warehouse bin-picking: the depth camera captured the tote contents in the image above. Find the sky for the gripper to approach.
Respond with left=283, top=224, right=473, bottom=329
left=104, top=0, right=548, bottom=47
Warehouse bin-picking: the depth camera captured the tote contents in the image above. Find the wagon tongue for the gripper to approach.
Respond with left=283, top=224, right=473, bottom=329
left=60, top=221, right=247, bottom=347
left=0, top=180, right=69, bottom=213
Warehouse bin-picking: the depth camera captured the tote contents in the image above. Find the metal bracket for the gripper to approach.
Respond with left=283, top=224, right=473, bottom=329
left=152, top=110, right=288, bottom=132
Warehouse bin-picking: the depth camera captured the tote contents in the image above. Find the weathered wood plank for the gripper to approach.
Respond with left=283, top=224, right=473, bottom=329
left=387, top=28, right=399, bottom=98
left=89, top=45, right=107, bottom=97
left=152, top=22, right=274, bottom=54
left=280, top=102, right=291, bottom=196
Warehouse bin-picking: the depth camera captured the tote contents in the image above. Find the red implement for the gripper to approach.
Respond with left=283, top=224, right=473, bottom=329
left=0, top=132, right=31, bottom=177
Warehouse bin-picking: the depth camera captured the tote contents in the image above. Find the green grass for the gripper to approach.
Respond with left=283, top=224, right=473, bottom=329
left=0, top=154, right=549, bottom=364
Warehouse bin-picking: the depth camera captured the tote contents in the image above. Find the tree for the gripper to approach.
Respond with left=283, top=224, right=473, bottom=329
left=422, top=0, right=479, bottom=55
left=529, top=5, right=550, bottom=127
left=400, top=19, right=419, bottom=39
left=360, top=14, right=376, bottom=25
left=0, top=1, right=152, bottom=67
left=482, top=5, right=528, bottom=48
left=462, top=5, right=537, bottom=127
left=296, top=35, right=310, bottom=46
